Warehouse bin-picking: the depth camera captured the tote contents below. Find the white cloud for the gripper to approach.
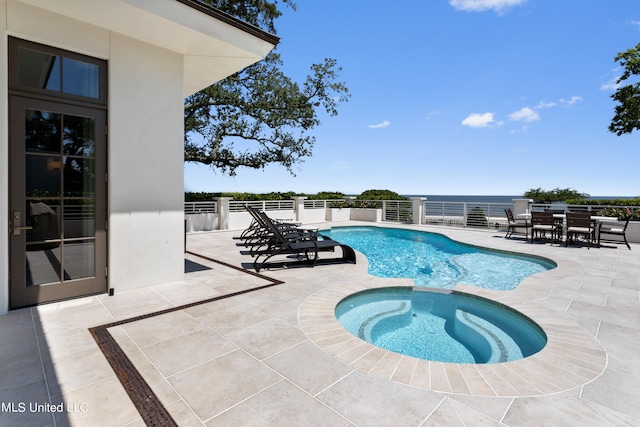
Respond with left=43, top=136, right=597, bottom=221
left=449, top=0, right=527, bottom=13
left=368, top=120, right=390, bottom=129
left=560, top=96, right=583, bottom=106
left=424, top=111, right=439, bottom=120
left=535, top=101, right=556, bottom=109
left=509, top=107, right=539, bottom=122
left=461, top=112, right=497, bottom=128
left=601, top=78, right=619, bottom=91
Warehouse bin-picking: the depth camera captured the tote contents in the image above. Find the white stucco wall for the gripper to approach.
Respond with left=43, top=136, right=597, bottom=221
left=1, top=0, right=274, bottom=313
left=1, top=2, right=187, bottom=312
left=0, top=1, right=9, bottom=314
left=108, top=33, right=185, bottom=291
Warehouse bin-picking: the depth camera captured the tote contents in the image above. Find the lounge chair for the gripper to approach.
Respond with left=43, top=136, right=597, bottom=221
left=565, top=212, right=595, bottom=248
left=598, top=216, right=632, bottom=250
left=504, top=209, right=531, bottom=239
left=250, top=210, right=356, bottom=272
left=243, top=207, right=310, bottom=255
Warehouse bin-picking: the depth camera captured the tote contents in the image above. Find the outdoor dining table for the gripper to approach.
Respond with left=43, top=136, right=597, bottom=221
left=516, top=213, right=620, bottom=245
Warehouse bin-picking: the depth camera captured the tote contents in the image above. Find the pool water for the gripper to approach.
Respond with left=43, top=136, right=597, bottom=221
left=322, top=226, right=555, bottom=290
left=335, top=288, right=547, bottom=363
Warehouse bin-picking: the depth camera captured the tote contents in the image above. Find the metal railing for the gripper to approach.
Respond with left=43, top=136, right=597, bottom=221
left=229, top=200, right=294, bottom=212
left=424, top=201, right=514, bottom=229
left=383, top=200, right=412, bottom=222
left=184, top=201, right=217, bottom=214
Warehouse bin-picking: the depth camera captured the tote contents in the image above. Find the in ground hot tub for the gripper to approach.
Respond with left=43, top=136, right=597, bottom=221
left=335, top=287, right=547, bottom=364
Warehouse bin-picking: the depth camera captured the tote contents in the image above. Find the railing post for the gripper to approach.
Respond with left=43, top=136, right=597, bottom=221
left=215, top=197, right=232, bottom=230
left=513, top=198, right=533, bottom=216
left=411, top=197, right=426, bottom=225
left=293, top=196, right=307, bottom=223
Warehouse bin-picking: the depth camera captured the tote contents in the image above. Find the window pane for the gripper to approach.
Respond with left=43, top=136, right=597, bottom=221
left=26, top=155, right=61, bottom=197
left=25, top=110, right=61, bottom=153
left=63, top=58, right=99, bottom=98
left=26, top=200, right=61, bottom=244
left=64, top=240, right=95, bottom=280
left=63, top=201, right=95, bottom=239
left=63, top=157, right=95, bottom=197
left=25, top=245, right=62, bottom=287
left=19, top=48, right=61, bottom=91
left=63, top=115, right=95, bottom=156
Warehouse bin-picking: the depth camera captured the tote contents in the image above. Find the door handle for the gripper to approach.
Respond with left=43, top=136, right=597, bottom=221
left=12, top=211, right=33, bottom=236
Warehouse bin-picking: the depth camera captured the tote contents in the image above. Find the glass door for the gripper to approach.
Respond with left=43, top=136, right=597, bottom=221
left=9, top=97, right=107, bottom=308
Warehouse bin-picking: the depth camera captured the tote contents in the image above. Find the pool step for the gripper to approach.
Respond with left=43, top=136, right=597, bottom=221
left=359, top=300, right=412, bottom=342
left=452, top=310, right=523, bottom=363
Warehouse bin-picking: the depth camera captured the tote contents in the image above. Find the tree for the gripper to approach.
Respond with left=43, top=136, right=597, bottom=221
left=609, top=42, right=640, bottom=136
left=184, top=1, right=350, bottom=175
left=523, top=187, right=589, bottom=204
left=357, top=189, right=408, bottom=200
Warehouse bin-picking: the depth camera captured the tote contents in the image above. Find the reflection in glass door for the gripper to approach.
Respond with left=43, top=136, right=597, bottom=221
left=10, top=97, right=106, bottom=308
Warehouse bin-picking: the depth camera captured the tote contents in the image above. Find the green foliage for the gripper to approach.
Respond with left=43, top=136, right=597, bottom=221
left=185, top=191, right=301, bottom=201
left=467, top=206, right=488, bottom=228
left=597, top=207, right=640, bottom=221
left=566, top=198, right=640, bottom=206
left=308, top=191, right=345, bottom=200
left=609, top=42, right=640, bottom=136
left=357, top=189, right=408, bottom=200
left=523, top=187, right=589, bottom=203
left=184, top=1, right=350, bottom=176
left=328, top=200, right=351, bottom=208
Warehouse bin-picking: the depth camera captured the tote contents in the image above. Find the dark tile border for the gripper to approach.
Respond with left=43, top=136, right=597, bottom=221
left=89, top=251, right=284, bottom=426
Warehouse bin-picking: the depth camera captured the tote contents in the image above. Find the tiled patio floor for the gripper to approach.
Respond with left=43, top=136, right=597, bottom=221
left=1, top=222, right=639, bottom=426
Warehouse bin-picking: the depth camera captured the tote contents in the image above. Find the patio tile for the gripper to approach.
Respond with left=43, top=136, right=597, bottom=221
left=165, top=399, right=205, bottom=426
left=119, top=310, right=205, bottom=349
left=223, top=317, right=306, bottom=360
left=0, top=380, right=54, bottom=427
left=196, top=304, right=274, bottom=335
left=151, top=280, right=223, bottom=306
left=51, top=377, right=141, bottom=427
left=503, top=393, right=624, bottom=426
left=205, top=380, right=350, bottom=427
left=264, top=340, right=354, bottom=396
left=449, top=395, right=513, bottom=422
left=1, top=348, right=46, bottom=390
left=142, top=327, right=238, bottom=377
left=581, top=367, right=640, bottom=420
left=316, top=370, right=443, bottom=427
left=167, top=349, right=282, bottom=421
left=43, top=347, right=115, bottom=398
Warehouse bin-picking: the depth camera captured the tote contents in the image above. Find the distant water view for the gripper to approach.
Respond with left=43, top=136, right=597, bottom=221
left=403, top=195, right=636, bottom=204
left=407, top=195, right=519, bottom=204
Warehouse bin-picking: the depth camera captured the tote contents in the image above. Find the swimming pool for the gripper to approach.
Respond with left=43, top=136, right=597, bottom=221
left=335, top=287, right=547, bottom=363
left=322, top=226, right=555, bottom=290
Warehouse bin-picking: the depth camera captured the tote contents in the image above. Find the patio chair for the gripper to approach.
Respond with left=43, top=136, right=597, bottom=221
left=565, top=212, right=595, bottom=248
left=598, top=216, right=632, bottom=250
left=530, top=211, right=561, bottom=244
left=252, top=211, right=356, bottom=272
left=504, top=209, right=531, bottom=239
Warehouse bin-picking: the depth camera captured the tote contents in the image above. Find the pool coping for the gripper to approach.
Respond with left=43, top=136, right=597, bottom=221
left=299, top=278, right=607, bottom=398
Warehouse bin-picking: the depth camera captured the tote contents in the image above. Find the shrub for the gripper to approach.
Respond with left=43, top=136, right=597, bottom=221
left=308, top=191, right=345, bottom=200
left=597, top=207, right=640, bottom=221
left=357, top=189, right=408, bottom=200
left=467, top=206, right=488, bottom=228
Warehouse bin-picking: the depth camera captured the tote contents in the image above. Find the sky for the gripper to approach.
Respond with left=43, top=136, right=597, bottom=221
left=184, top=0, right=640, bottom=197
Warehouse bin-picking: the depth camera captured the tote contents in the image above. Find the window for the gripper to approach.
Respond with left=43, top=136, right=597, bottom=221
left=10, top=38, right=106, bottom=105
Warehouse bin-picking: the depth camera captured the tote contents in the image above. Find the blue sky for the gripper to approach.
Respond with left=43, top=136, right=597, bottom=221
left=184, top=0, right=640, bottom=197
